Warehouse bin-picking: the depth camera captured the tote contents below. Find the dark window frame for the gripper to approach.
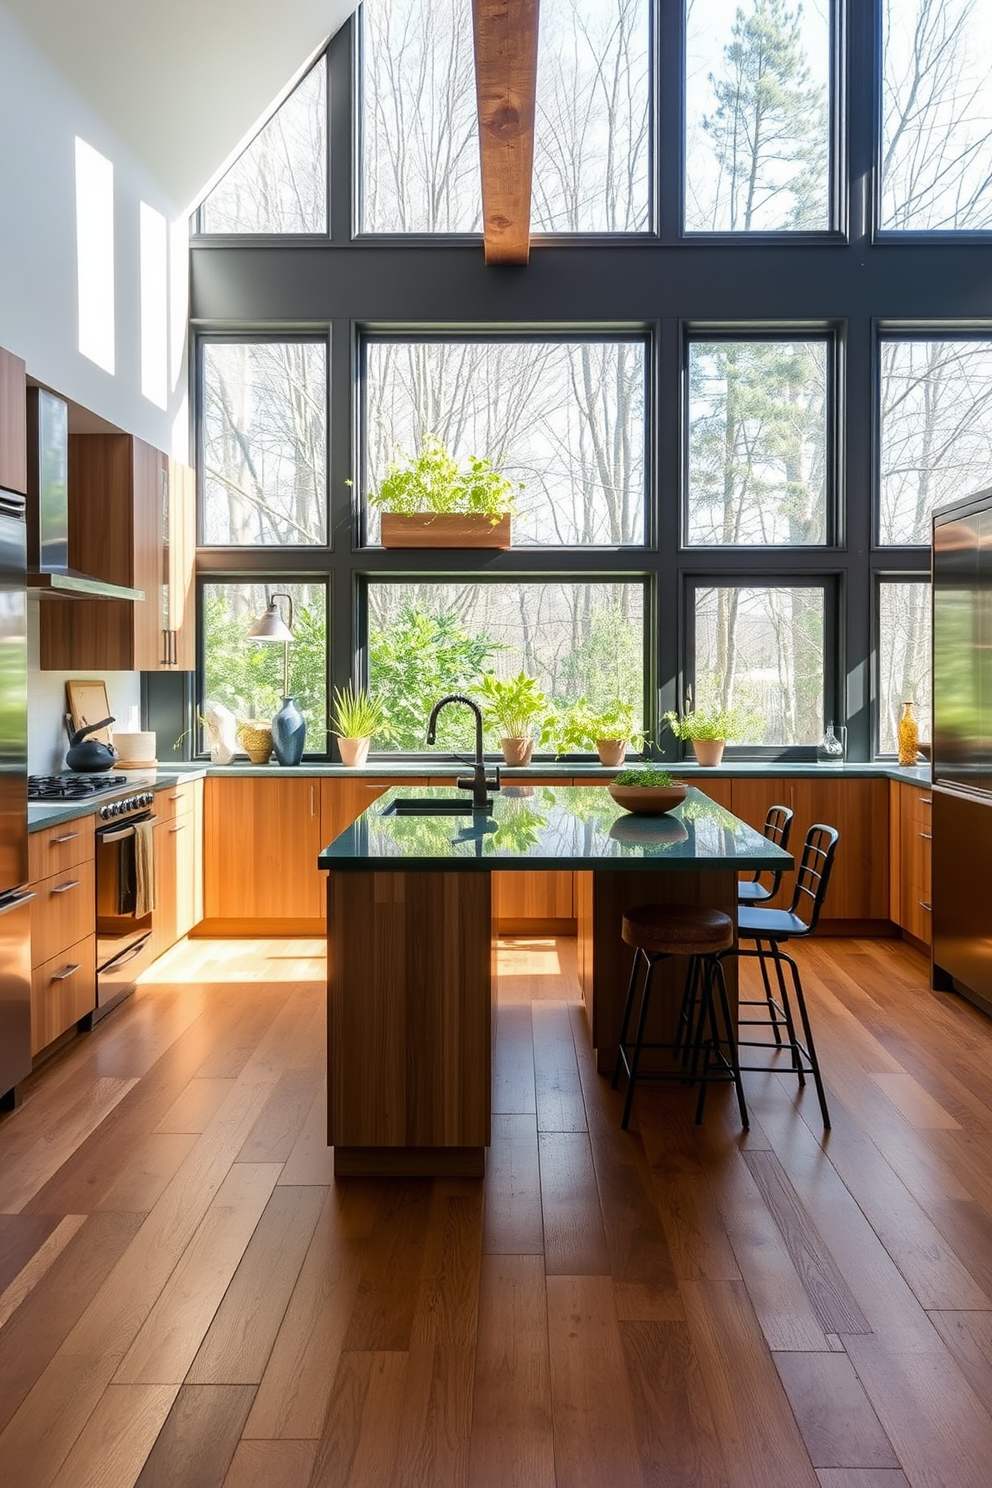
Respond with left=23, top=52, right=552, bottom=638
left=873, top=570, right=932, bottom=758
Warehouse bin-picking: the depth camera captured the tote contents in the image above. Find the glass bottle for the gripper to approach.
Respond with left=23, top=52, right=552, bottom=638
left=897, top=700, right=919, bottom=767
left=817, top=721, right=844, bottom=764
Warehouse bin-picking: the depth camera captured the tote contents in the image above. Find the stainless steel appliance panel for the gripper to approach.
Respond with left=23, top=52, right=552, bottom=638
left=933, top=785, right=992, bottom=1013
left=0, top=491, right=28, bottom=897
left=0, top=890, right=32, bottom=1103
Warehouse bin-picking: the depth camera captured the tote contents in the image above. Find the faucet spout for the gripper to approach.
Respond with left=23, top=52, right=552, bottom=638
left=426, top=694, right=500, bottom=811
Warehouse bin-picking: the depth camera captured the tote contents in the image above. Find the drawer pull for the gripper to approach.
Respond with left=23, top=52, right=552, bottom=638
left=919, top=901, right=932, bottom=912
left=168, top=792, right=183, bottom=800
left=51, top=832, right=81, bottom=844
left=51, top=962, right=81, bottom=982
left=918, top=796, right=932, bottom=805
left=169, top=823, right=185, bottom=834
left=51, top=879, right=81, bottom=895
left=919, top=832, right=932, bottom=841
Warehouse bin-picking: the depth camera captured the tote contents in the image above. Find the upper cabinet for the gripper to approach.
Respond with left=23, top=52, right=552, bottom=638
left=40, top=434, right=195, bottom=672
left=0, top=347, right=27, bottom=494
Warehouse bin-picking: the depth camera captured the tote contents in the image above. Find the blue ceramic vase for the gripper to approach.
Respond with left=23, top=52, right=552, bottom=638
left=272, top=696, right=306, bottom=766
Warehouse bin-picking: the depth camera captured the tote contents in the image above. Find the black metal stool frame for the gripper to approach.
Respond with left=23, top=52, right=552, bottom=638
left=738, top=803, right=794, bottom=905
left=612, top=946, right=750, bottom=1132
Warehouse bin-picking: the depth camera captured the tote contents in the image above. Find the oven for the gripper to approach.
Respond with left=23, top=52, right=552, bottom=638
left=88, top=789, right=158, bottom=1024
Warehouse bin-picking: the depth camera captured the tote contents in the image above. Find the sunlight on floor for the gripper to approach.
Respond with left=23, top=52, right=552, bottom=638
left=138, top=937, right=327, bottom=985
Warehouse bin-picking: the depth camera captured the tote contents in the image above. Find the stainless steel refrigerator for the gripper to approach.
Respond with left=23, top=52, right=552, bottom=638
left=0, top=488, right=31, bottom=1107
left=932, top=489, right=992, bottom=1015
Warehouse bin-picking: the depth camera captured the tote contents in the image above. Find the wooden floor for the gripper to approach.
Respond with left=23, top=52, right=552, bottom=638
left=2, top=935, right=992, bottom=1486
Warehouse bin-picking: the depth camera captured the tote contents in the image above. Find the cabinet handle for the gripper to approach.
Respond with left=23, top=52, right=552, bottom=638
left=919, top=901, right=932, bottom=912
left=51, top=879, right=81, bottom=894
left=51, top=962, right=81, bottom=982
left=918, top=796, right=932, bottom=805
left=169, top=823, right=185, bottom=834
left=310, top=785, right=316, bottom=817
left=168, top=791, right=183, bottom=800
left=161, top=629, right=169, bottom=667
left=51, top=832, right=80, bottom=844
left=170, top=630, right=177, bottom=666
left=919, top=832, right=932, bottom=841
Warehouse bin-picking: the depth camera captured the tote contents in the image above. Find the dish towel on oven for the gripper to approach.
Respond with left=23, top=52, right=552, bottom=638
left=133, top=819, right=156, bottom=917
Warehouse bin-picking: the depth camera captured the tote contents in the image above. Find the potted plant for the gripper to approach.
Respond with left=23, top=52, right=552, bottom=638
left=663, top=695, right=751, bottom=766
left=330, top=681, right=386, bottom=767
left=607, top=766, right=687, bottom=816
left=368, top=434, right=522, bottom=549
left=477, top=670, right=548, bottom=765
left=543, top=697, right=643, bottom=767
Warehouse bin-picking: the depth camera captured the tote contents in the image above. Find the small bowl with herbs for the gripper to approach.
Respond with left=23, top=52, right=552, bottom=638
left=607, top=767, right=688, bottom=816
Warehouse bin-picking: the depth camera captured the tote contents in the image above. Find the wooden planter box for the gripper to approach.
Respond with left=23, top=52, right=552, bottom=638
left=379, top=512, right=512, bottom=549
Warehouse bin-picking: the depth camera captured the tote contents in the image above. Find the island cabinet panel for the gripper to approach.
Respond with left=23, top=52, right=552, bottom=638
left=889, top=780, right=932, bottom=947
left=327, top=869, right=492, bottom=1175
left=493, top=778, right=577, bottom=927
left=729, top=777, right=890, bottom=925
left=0, top=346, right=27, bottom=493
left=201, top=777, right=324, bottom=932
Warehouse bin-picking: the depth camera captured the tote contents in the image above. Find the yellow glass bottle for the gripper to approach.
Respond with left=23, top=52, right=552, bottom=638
left=897, top=700, right=919, bottom=766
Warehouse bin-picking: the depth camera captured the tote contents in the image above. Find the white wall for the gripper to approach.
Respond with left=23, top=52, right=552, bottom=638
left=0, top=3, right=188, bottom=457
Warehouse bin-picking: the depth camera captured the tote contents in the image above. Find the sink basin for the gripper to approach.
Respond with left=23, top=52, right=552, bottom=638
left=384, top=798, right=478, bottom=816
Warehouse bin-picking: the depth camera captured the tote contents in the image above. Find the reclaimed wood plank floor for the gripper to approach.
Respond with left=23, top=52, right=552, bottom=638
left=2, top=933, right=992, bottom=1486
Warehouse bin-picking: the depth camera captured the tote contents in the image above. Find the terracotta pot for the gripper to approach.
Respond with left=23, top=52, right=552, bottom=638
left=337, top=736, right=371, bottom=767
left=379, top=512, right=512, bottom=549
left=607, top=782, right=687, bottom=816
left=501, top=737, right=533, bottom=766
left=596, top=739, right=627, bottom=767
left=691, top=738, right=725, bottom=767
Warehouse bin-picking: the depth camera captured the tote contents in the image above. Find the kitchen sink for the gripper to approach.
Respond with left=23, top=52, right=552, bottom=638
left=384, top=798, right=480, bottom=816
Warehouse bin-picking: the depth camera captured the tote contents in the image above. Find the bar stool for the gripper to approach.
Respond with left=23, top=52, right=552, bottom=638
left=612, top=903, right=748, bottom=1132
left=738, top=804, right=794, bottom=903
left=728, top=823, right=839, bottom=1129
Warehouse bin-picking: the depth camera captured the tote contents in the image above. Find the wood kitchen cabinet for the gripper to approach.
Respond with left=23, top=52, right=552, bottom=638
left=0, top=346, right=27, bottom=494
left=492, top=779, right=577, bottom=928
left=889, top=780, right=932, bottom=947
left=40, top=434, right=195, bottom=672
left=28, top=819, right=97, bottom=1055
left=730, top=775, right=890, bottom=923
left=153, top=780, right=203, bottom=956
left=201, top=776, right=326, bottom=933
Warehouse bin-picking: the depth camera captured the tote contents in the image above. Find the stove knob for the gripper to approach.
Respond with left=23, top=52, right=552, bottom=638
left=99, top=804, right=110, bottom=819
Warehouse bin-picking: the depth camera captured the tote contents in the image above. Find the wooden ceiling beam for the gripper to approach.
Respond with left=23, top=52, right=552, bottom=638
left=471, top=0, right=541, bottom=265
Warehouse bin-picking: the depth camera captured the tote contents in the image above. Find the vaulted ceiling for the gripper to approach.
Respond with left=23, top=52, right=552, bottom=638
left=1, top=0, right=359, bottom=209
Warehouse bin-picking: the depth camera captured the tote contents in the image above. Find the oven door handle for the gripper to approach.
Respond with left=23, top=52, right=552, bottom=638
left=98, top=816, right=157, bottom=844
left=0, top=890, right=35, bottom=916
left=100, top=933, right=152, bottom=973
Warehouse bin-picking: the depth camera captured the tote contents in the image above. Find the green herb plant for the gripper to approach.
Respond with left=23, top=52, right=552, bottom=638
left=542, top=697, right=643, bottom=753
left=329, top=682, right=387, bottom=740
left=367, top=435, right=523, bottom=521
left=612, top=767, right=679, bottom=787
left=477, top=671, right=548, bottom=741
left=662, top=693, right=753, bottom=742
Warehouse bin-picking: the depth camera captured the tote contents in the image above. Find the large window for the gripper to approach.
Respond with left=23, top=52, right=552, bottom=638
left=878, top=338, right=992, bottom=546
left=878, top=581, right=931, bottom=754
left=684, top=0, right=832, bottom=233
left=367, top=581, right=645, bottom=750
left=199, top=61, right=327, bottom=234
left=690, top=583, right=826, bottom=747
left=200, top=340, right=328, bottom=546
left=881, top=0, right=992, bottom=232
left=687, top=337, right=829, bottom=546
left=201, top=582, right=328, bottom=751
left=364, top=338, right=647, bottom=545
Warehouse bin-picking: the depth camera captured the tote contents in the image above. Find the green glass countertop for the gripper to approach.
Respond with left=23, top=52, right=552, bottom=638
left=317, top=784, right=793, bottom=872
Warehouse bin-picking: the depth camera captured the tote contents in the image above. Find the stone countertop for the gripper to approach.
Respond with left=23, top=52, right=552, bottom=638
left=317, top=784, right=793, bottom=873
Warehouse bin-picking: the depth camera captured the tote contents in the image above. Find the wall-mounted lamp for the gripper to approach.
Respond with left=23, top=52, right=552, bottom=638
left=248, top=591, right=305, bottom=766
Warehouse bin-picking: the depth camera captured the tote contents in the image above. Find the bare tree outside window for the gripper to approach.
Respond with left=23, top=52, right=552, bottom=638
left=368, top=581, right=645, bottom=750
left=694, top=584, right=824, bottom=745
left=199, top=61, right=326, bottom=234
left=881, top=0, right=992, bottom=232
left=879, top=340, right=992, bottom=545
left=201, top=342, right=328, bottom=545
left=878, top=581, right=931, bottom=754
left=365, top=340, right=646, bottom=545
left=684, top=0, right=831, bottom=233
left=687, top=339, right=827, bottom=546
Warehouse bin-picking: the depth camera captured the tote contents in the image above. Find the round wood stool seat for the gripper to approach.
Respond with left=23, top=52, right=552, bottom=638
left=622, top=903, right=734, bottom=958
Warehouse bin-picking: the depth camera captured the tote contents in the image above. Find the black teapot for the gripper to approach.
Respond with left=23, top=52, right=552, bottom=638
left=66, top=717, right=118, bottom=772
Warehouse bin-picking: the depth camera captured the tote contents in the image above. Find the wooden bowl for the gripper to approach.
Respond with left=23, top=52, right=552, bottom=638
left=607, top=781, right=687, bottom=816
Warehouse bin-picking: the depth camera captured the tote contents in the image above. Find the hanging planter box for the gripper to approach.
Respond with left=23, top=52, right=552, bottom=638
left=379, top=512, right=512, bottom=549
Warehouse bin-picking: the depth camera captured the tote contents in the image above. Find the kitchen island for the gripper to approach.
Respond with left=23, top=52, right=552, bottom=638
left=319, top=784, right=792, bottom=1176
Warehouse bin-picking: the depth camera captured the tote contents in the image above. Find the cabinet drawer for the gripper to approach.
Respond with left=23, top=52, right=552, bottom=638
left=31, top=934, right=97, bottom=1054
left=31, top=860, right=96, bottom=968
left=154, top=782, right=193, bottom=823
left=28, top=815, right=95, bottom=880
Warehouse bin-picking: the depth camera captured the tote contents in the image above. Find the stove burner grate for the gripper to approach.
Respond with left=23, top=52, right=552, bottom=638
left=28, top=773, right=130, bottom=801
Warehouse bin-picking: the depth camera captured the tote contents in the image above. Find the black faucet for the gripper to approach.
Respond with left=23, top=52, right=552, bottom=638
left=426, top=694, right=501, bottom=812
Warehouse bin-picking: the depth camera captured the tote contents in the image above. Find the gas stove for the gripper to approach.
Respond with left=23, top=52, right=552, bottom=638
left=28, top=772, right=130, bottom=801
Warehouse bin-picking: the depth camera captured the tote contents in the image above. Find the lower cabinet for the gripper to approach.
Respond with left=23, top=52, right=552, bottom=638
left=28, top=821, right=97, bottom=1054
left=889, top=780, right=932, bottom=946
left=493, top=778, right=577, bottom=927
left=32, top=937, right=97, bottom=1054
left=202, top=776, right=326, bottom=931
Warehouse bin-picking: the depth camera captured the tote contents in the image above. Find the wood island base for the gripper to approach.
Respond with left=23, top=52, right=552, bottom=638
left=333, top=1145, right=486, bottom=1178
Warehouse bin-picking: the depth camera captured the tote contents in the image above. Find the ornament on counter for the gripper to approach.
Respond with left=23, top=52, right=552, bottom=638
left=897, top=700, right=919, bottom=767
left=202, top=699, right=237, bottom=765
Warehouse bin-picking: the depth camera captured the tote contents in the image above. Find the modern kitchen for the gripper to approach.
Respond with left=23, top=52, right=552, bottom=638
left=5, top=1, right=992, bottom=1485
